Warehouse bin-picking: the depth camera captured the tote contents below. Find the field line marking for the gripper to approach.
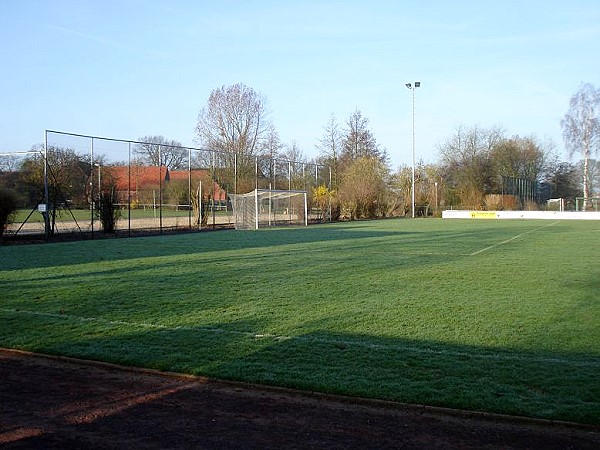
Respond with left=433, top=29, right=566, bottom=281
left=469, top=221, right=558, bottom=256
left=2, top=307, right=599, bottom=368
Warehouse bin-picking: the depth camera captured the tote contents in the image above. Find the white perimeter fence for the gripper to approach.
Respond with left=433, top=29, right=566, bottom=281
left=443, top=210, right=600, bottom=220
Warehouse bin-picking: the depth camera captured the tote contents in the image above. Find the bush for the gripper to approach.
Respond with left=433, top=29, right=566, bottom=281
left=484, top=194, right=518, bottom=210
left=95, top=190, right=121, bottom=233
left=312, top=185, right=338, bottom=222
left=0, top=189, right=18, bottom=238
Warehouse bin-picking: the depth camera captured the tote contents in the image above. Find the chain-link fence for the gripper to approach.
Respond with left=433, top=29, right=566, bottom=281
left=0, top=130, right=331, bottom=238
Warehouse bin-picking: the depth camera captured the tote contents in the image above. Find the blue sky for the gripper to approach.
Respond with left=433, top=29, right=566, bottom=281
left=1, top=0, right=599, bottom=168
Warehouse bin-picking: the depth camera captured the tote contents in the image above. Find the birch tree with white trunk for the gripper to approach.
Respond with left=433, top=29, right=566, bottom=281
left=561, top=83, right=600, bottom=210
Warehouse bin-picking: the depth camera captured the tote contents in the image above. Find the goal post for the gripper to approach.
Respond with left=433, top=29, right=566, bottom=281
left=229, top=189, right=308, bottom=230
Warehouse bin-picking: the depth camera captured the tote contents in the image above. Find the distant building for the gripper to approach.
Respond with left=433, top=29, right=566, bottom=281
left=104, top=166, right=226, bottom=206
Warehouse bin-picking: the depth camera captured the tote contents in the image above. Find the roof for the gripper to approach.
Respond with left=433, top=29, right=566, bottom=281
left=105, top=166, right=227, bottom=200
left=106, top=165, right=169, bottom=191
left=168, top=169, right=208, bottom=182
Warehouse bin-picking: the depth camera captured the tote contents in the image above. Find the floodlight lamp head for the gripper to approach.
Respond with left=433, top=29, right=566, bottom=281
left=405, top=83, right=412, bottom=89
left=415, top=81, right=421, bottom=88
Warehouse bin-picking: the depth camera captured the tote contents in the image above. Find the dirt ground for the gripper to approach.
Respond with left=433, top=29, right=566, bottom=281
left=1, top=349, right=598, bottom=449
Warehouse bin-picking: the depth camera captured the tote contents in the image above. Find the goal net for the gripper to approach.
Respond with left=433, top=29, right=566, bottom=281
left=229, top=189, right=308, bottom=230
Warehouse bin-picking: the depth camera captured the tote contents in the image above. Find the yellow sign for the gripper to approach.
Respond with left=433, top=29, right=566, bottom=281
left=470, top=211, right=498, bottom=219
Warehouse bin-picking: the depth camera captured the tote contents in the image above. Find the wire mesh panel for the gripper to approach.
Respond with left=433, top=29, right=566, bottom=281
left=193, top=147, right=234, bottom=229
left=500, top=175, right=538, bottom=208
left=0, top=150, right=46, bottom=236
left=91, top=138, right=132, bottom=232
left=2, top=130, right=329, bottom=239
left=230, top=189, right=307, bottom=230
left=41, top=132, right=93, bottom=236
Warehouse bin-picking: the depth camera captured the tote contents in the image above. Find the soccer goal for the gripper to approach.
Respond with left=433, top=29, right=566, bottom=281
left=229, top=189, right=308, bottom=230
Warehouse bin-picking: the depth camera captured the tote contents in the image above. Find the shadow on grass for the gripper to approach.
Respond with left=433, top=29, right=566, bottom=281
left=6, top=345, right=599, bottom=450
left=3, top=218, right=575, bottom=276
left=13, top=315, right=598, bottom=425
left=0, top=222, right=411, bottom=271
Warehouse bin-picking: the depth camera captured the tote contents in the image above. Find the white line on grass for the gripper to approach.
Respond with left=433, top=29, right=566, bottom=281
left=2, top=307, right=599, bottom=368
left=469, top=221, right=559, bottom=256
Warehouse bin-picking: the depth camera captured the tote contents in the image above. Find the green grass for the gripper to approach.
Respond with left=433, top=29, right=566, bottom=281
left=1, top=218, right=599, bottom=423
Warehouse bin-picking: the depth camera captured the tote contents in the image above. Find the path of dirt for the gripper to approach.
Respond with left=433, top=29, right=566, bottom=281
left=1, top=349, right=598, bottom=449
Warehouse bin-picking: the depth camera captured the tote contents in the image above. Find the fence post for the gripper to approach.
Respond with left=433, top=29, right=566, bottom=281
left=128, top=142, right=131, bottom=235
left=43, top=131, right=50, bottom=239
left=90, top=137, right=95, bottom=237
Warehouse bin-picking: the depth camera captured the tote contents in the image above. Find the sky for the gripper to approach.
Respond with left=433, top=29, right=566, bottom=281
left=1, top=0, right=599, bottom=169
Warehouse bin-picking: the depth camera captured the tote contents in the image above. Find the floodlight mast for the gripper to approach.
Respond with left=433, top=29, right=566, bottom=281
left=405, top=81, right=421, bottom=218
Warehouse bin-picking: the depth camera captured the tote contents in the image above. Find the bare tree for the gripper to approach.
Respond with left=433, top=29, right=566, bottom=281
left=391, top=162, right=442, bottom=216
left=438, top=125, right=504, bottom=208
left=195, top=83, right=271, bottom=193
left=259, top=125, right=283, bottom=186
left=489, top=135, right=552, bottom=201
left=282, top=140, right=305, bottom=163
left=438, top=125, right=555, bottom=209
left=341, top=109, right=381, bottom=162
left=195, top=83, right=270, bottom=156
left=316, top=113, right=342, bottom=188
left=20, top=146, right=90, bottom=235
left=282, top=141, right=308, bottom=191
left=339, top=156, right=389, bottom=219
left=135, top=136, right=187, bottom=169
left=390, top=165, right=412, bottom=216
left=262, top=125, right=283, bottom=159
left=0, top=154, right=22, bottom=172
left=561, top=83, right=600, bottom=210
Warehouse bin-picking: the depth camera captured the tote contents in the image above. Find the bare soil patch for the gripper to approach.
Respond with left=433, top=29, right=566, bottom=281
left=1, top=349, right=598, bottom=449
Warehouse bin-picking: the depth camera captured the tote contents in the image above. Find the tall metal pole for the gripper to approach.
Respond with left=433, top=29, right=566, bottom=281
left=158, top=144, right=162, bottom=232
left=406, top=82, right=420, bottom=218
left=188, top=147, right=192, bottom=229
left=272, top=157, right=276, bottom=190
left=329, top=165, right=332, bottom=222
left=411, top=86, right=415, bottom=218
left=43, top=131, right=50, bottom=238
left=255, top=157, right=258, bottom=190
left=302, top=163, right=306, bottom=192
left=128, top=142, right=131, bottom=235
left=90, top=138, right=94, bottom=235
left=211, top=149, right=216, bottom=228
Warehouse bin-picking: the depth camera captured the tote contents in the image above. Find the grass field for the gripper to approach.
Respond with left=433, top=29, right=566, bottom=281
left=1, top=218, right=599, bottom=423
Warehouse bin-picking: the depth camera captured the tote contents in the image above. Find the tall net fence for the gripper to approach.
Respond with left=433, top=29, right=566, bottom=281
left=0, top=150, right=47, bottom=235
left=0, top=130, right=331, bottom=238
left=500, top=176, right=538, bottom=207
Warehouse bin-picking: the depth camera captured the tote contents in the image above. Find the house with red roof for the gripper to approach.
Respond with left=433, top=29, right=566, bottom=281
left=104, top=166, right=227, bottom=206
